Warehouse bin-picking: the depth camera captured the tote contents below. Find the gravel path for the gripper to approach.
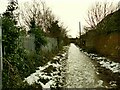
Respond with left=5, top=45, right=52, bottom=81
left=65, top=43, right=105, bottom=88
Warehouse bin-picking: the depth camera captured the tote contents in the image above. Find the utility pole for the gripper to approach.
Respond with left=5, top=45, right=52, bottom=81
left=79, top=22, right=81, bottom=45
left=79, top=22, right=81, bottom=37
left=0, top=14, right=2, bottom=90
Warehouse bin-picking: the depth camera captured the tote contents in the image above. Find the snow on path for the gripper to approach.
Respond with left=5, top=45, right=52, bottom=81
left=65, top=43, right=104, bottom=88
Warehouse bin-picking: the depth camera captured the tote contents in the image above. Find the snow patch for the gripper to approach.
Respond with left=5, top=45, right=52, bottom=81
left=23, top=46, right=68, bottom=88
left=81, top=48, right=120, bottom=73
left=99, top=60, right=120, bottom=73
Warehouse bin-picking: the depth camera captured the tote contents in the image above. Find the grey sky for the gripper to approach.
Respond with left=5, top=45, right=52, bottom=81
left=0, top=0, right=119, bottom=37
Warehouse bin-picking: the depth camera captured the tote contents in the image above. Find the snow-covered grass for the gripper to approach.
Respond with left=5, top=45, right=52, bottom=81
left=81, top=50, right=120, bottom=74
left=99, top=60, right=120, bottom=73
left=24, top=46, right=68, bottom=88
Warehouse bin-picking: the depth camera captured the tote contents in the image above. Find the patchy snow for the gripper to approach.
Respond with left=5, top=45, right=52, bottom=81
left=99, top=60, right=120, bottom=73
left=24, top=46, right=68, bottom=88
left=39, top=80, right=54, bottom=88
left=109, top=81, right=117, bottom=87
left=24, top=73, right=40, bottom=85
left=53, top=56, right=60, bottom=60
left=61, top=53, right=66, bottom=57
left=81, top=49, right=120, bottom=73
left=24, top=60, right=60, bottom=86
left=97, top=80, right=104, bottom=86
left=48, top=62, right=62, bottom=68
left=37, top=64, right=50, bottom=71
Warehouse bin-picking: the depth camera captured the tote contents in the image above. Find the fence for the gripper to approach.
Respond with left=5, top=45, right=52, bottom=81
left=20, top=35, right=58, bottom=53
left=41, top=37, right=58, bottom=52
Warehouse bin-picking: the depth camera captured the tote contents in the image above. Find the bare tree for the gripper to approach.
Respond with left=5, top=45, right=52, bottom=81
left=19, top=0, right=55, bottom=32
left=19, top=0, right=68, bottom=44
left=85, top=1, right=117, bottom=30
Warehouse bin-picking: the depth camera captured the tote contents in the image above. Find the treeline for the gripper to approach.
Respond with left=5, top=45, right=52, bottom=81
left=2, top=0, right=68, bottom=88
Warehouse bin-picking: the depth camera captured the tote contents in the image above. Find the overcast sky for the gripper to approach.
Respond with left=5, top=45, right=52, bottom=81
left=0, top=0, right=119, bottom=38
